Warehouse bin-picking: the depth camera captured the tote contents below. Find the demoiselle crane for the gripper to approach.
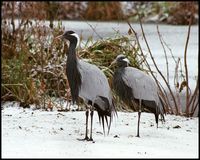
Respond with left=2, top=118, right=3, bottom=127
left=56, top=31, right=116, bottom=141
left=111, top=54, right=165, bottom=137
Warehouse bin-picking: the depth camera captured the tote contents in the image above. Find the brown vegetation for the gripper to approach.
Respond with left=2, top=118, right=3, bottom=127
left=167, top=1, right=198, bottom=25
left=2, top=2, right=198, bottom=24
left=84, top=2, right=124, bottom=21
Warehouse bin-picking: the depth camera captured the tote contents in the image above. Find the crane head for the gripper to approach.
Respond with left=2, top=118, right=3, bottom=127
left=110, top=54, right=130, bottom=67
left=55, top=30, right=80, bottom=48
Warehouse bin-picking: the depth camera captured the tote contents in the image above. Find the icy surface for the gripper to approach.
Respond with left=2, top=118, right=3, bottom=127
left=2, top=102, right=198, bottom=158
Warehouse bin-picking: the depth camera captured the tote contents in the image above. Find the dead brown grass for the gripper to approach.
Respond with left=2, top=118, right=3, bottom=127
left=83, top=2, right=124, bottom=21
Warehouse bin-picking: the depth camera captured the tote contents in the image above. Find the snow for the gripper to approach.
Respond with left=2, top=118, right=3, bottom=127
left=2, top=102, right=199, bottom=158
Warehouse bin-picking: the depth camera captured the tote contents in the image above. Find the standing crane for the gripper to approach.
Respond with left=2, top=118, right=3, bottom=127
left=111, top=54, right=165, bottom=137
left=56, top=31, right=116, bottom=141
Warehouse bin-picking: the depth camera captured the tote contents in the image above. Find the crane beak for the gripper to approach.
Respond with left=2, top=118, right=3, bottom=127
left=109, top=59, right=117, bottom=67
left=55, top=34, right=63, bottom=40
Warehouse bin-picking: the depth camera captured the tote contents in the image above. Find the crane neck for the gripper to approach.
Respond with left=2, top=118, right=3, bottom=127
left=117, top=62, right=129, bottom=68
left=117, top=65, right=127, bottom=71
left=115, top=67, right=125, bottom=77
left=67, top=41, right=78, bottom=66
left=68, top=42, right=77, bottom=55
left=66, top=41, right=82, bottom=105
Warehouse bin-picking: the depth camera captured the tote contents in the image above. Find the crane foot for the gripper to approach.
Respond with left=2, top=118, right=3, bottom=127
left=88, top=138, right=93, bottom=141
left=77, top=136, right=90, bottom=141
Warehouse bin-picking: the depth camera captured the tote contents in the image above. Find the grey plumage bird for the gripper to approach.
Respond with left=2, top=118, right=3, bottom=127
left=111, top=54, right=165, bottom=137
left=56, top=31, right=116, bottom=141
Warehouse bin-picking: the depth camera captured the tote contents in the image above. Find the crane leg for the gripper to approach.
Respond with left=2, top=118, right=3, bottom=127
left=77, top=108, right=90, bottom=141
left=155, top=114, right=159, bottom=128
left=88, top=109, right=94, bottom=141
left=82, top=109, right=89, bottom=140
left=85, top=109, right=90, bottom=140
left=136, top=99, right=142, bottom=137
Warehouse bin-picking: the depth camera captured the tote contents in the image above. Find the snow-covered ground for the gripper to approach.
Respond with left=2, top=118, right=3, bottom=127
left=2, top=102, right=199, bottom=158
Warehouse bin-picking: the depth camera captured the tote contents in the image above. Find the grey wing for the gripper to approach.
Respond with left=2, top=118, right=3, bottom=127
left=78, top=60, right=112, bottom=104
left=122, top=67, right=159, bottom=104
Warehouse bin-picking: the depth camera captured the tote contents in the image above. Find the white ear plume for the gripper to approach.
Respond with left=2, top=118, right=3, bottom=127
left=123, top=58, right=130, bottom=64
left=71, top=33, right=80, bottom=49
left=116, top=54, right=125, bottom=59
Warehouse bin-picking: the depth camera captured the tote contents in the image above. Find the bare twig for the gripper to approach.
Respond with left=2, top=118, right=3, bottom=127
left=81, top=15, right=103, bottom=40
left=156, top=25, right=170, bottom=83
left=184, top=16, right=192, bottom=116
left=162, top=36, right=177, bottom=64
left=174, top=58, right=182, bottom=114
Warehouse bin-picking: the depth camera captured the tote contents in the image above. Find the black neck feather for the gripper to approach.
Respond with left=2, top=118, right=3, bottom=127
left=66, top=42, right=82, bottom=104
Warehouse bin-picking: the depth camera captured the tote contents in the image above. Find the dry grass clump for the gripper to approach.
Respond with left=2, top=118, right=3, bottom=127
left=1, top=19, right=66, bottom=108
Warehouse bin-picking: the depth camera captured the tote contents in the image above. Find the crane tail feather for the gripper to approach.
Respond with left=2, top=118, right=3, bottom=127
left=94, top=96, right=117, bottom=136
left=105, top=116, right=109, bottom=127
left=97, top=111, right=101, bottom=125
left=101, top=116, right=105, bottom=135
left=107, top=116, right=112, bottom=135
